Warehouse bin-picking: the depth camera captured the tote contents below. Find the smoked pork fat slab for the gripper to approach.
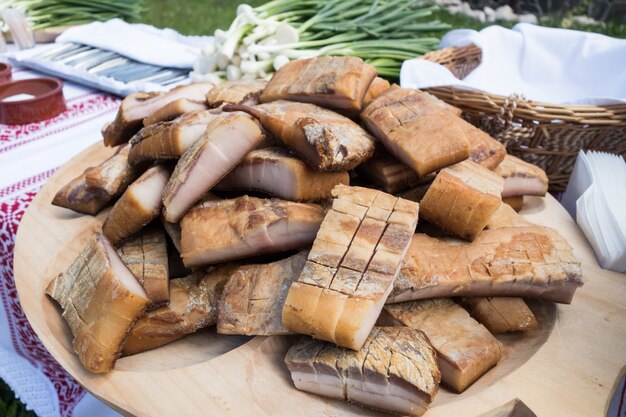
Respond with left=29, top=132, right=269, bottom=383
left=419, top=159, right=504, bottom=241
left=103, top=83, right=214, bottom=146
left=122, top=265, right=236, bottom=355
left=128, top=109, right=226, bottom=165
left=495, top=154, right=549, bottom=197
left=381, top=299, right=503, bottom=393
left=285, top=326, right=440, bottom=417
left=162, top=113, right=265, bottom=222
left=224, top=100, right=375, bottom=171
left=206, top=79, right=267, bottom=108
left=117, top=225, right=169, bottom=308
left=180, top=196, right=324, bottom=267
left=390, top=227, right=584, bottom=304
left=217, top=251, right=307, bottom=336
left=46, top=233, right=149, bottom=373
left=458, top=297, right=538, bottom=334
left=360, top=85, right=470, bottom=177
left=282, top=185, right=419, bottom=350
left=260, top=56, right=377, bottom=113
left=215, top=147, right=349, bottom=201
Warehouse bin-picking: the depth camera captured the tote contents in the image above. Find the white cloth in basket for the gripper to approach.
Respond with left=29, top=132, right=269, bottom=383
left=400, top=23, right=626, bottom=105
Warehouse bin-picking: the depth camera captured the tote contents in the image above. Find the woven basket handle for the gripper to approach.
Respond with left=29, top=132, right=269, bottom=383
left=420, top=44, right=482, bottom=80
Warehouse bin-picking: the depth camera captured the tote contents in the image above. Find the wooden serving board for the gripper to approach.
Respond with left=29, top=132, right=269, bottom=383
left=14, top=142, right=626, bottom=417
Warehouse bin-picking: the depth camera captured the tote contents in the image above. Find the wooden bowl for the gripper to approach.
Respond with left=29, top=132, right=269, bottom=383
left=0, top=77, right=66, bottom=124
left=14, top=143, right=626, bottom=417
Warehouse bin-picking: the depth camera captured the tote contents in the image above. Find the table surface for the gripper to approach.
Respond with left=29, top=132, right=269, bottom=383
left=13, top=141, right=626, bottom=417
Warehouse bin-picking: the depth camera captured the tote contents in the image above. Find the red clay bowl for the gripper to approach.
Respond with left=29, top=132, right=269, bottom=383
left=0, top=77, right=66, bottom=125
left=0, top=62, right=11, bottom=84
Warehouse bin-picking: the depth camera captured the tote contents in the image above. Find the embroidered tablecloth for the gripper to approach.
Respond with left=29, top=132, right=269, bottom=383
left=0, top=66, right=122, bottom=417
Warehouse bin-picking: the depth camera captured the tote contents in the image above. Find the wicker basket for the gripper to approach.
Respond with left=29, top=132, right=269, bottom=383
left=421, top=44, right=626, bottom=191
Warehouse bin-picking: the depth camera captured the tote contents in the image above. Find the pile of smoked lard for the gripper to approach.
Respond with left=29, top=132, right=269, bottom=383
left=48, top=56, right=582, bottom=416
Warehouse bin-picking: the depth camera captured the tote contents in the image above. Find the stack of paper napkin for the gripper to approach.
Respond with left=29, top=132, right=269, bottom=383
left=562, top=151, right=626, bottom=272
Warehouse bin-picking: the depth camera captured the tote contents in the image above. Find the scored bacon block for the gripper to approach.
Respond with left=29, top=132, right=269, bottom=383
left=495, top=154, right=549, bottom=197
left=390, top=227, right=584, bottom=304
left=419, top=159, right=504, bottom=241
left=357, top=150, right=435, bottom=194
left=260, top=56, right=377, bottom=113
left=381, top=299, right=503, bottom=393
left=117, top=225, right=169, bottom=309
left=46, top=233, right=149, bottom=373
left=282, top=185, right=419, bottom=350
left=217, top=251, right=307, bottom=336
left=360, top=85, right=470, bottom=177
left=284, top=327, right=440, bottom=417
left=206, top=79, right=267, bottom=108
left=458, top=297, right=538, bottom=334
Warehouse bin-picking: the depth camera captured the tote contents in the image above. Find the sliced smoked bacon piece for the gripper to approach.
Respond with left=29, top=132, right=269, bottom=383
left=217, top=251, right=307, bottom=336
left=285, top=326, right=440, bottom=417
left=180, top=196, right=324, bottom=267
left=224, top=100, right=375, bottom=171
left=52, top=144, right=139, bottom=215
left=206, top=79, right=267, bottom=108
left=418, top=90, right=505, bottom=168
left=46, top=233, right=149, bottom=373
left=103, top=83, right=214, bottom=146
left=142, top=98, right=208, bottom=126
left=381, top=299, right=503, bottom=393
left=260, top=56, right=377, bottom=113
left=360, top=85, right=470, bottom=177
left=128, top=109, right=225, bottom=165
left=357, top=150, right=435, bottom=194
left=122, top=264, right=237, bottom=356
left=495, top=154, right=549, bottom=197
left=102, top=165, right=171, bottom=246
left=503, top=195, right=524, bottom=211
left=52, top=171, right=110, bottom=215
left=458, top=297, right=538, bottom=334
left=419, top=159, right=504, bottom=241
left=282, top=185, right=419, bottom=350
left=363, top=77, right=390, bottom=106
left=117, top=225, right=169, bottom=309
left=84, top=144, right=139, bottom=200
left=162, top=113, right=265, bottom=222
left=215, top=147, right=349, bottom=201
left=389, top=226, right=583, bottom=304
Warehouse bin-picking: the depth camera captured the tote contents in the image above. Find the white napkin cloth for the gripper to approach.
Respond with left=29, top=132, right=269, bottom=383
left=400, top=23, right=626, bottom=105
left=7, top=20, right=213, bottom=95
left=56, top=18, right=205, bottom=68
left=562, top=151, right=626, bottom=272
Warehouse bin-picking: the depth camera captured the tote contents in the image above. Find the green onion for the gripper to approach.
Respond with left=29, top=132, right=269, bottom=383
left=194, top=1, right=451, bottom=83
left=0, top=0, right=144, bottom=30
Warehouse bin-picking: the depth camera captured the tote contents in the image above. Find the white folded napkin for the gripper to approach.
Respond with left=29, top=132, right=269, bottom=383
left=56, top=18, right=204, bottom=68
left=400, top=23, right=626, bottom=105
left=7, top=19, right=213, bottom=95
left=562, top=151, right=626, bottom=272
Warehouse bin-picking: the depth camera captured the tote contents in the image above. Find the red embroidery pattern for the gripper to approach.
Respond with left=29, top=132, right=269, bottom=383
left=0, top=171, right=86, bottom=417
left=0, top=94, right=120, bottom=150
left=0, top=168, right=58, bottom=200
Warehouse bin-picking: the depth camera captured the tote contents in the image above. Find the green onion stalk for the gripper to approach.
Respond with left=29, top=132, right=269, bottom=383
left=194, top=0, right=451, bottom=83
left=0, top=0, right=144, bottom=30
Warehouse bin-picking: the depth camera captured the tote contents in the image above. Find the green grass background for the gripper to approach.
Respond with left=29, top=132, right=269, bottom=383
left=138, top=0, right=625, bottom=37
